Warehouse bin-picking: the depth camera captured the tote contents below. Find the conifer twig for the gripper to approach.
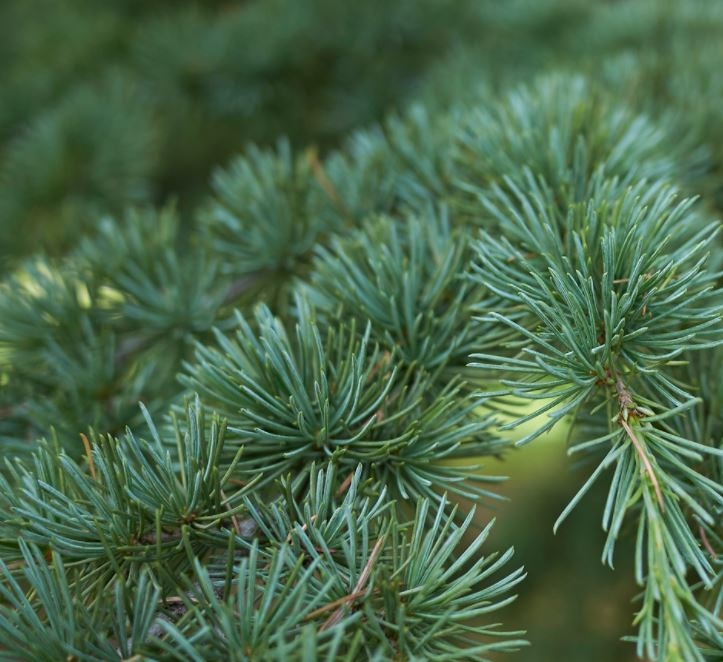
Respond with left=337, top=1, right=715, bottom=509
left=79, top=432, right=97, bottom=481
left=615, top=378, right=664, bottom=509
left=320, top=535, right=385, bottom=631
left=619, top=416, right=664, bottom=510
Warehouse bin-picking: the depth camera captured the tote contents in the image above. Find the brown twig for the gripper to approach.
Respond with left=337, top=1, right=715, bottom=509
left=164, top=595, right=198, bottom=605
left=615, top=377, right=635, bottom=411
left=614, top=377, right=663, bottom=509
left=220, top=490, right=242, bottom=536
left=619, top=416, right=664, bottom=510
left=336, top=471, right=355, bottom=498
left=612, top=272, right=653, bottom=285
left=286, top=515, right=318, bottom=544
left=304, top=590, right=367, bottom=622
left=504, top=251, right=536, bottom=264
left=699, top=525, right=717, bottom=560
left=80, top=432, right=97, bottom=481
left=320, top=535, right=385, bottom=631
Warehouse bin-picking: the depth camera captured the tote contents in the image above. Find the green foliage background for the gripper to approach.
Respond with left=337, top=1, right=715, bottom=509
left=1, top=1, right=722, bottom=660
left=3, top=0, right=723, bottom=267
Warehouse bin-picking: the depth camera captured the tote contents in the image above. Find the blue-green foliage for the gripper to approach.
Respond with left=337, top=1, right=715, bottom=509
left=1, top=1, right=723, bottom=659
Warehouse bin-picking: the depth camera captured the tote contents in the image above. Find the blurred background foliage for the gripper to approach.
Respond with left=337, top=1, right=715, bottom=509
left=1, top=0, right=722, bottom=659
left=480, top=425, right=642, bottom=662
left=2, top=0, right=723, bottom=267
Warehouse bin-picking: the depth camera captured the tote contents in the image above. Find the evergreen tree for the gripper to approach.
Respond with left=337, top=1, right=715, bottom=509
left=1, top=1, right=723, bottom=660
